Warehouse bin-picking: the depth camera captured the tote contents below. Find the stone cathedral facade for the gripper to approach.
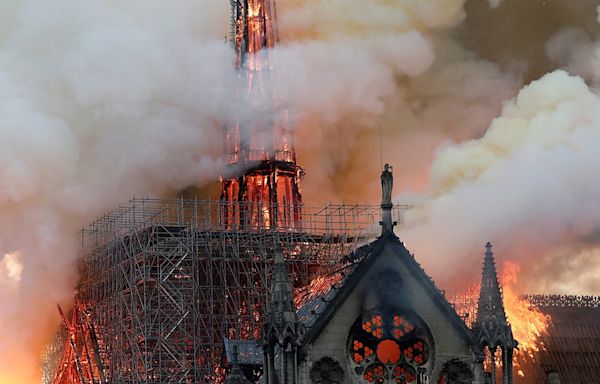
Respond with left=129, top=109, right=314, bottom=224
left=225, top=166, right=516, bottom=384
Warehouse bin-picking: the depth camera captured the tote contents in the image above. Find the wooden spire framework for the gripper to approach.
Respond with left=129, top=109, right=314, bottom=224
left=221, top=0, right=303, bottom=231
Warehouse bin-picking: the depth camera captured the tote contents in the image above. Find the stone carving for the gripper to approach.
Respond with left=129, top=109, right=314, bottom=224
left=380, top=164, right=393, bottom=208
left=310, top=357, right=344, bottom=384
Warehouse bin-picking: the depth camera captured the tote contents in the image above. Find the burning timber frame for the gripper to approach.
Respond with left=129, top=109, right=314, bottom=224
left=42, top=198, right=406, bottom=383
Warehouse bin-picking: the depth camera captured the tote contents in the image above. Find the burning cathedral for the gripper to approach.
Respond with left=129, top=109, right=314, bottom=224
left=41, top=0, right=600, bottom=384
left=233, top=164, right=517, bottom=384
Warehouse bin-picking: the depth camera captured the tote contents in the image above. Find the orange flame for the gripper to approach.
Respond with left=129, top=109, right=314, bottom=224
left=502, top=261, right=550, bottom=355
left=294, top=273, right=344, bottom=308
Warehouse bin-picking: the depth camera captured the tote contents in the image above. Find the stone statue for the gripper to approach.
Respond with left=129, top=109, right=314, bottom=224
left=381, top=163, right=393, bottom=207
left=547, top=371, right=560, bottom=384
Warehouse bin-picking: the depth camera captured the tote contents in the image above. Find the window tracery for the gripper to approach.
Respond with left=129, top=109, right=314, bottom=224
left=348, top=307, right=432, bottom=384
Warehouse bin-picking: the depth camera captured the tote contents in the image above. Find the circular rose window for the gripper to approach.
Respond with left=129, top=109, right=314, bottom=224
left=348, top=307, right=432, bottom=384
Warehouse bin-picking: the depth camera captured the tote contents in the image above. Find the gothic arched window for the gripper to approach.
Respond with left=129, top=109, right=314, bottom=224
left=348, top=306, right=433, bottom=384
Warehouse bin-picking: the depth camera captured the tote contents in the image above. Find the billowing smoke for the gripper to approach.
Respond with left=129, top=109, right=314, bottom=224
left=0, top=1, right=230, bottom=381
left=402, top=70, right=600, bottom=294
left=395, top=1, right=600, bottom=295
left=0, top=0, right=598, bottom=382
left=277, top=0, right=520, bottom=203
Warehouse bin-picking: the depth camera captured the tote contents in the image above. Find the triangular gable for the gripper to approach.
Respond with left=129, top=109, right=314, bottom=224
left=297, top=233, right=476, bottom=347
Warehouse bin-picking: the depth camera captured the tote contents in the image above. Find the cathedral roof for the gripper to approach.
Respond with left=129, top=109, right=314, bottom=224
left=295, top=232, right=477, bottom=347
left=516, top=295, right=600, bottom=382
left=295, top=241, right=377, bottom=331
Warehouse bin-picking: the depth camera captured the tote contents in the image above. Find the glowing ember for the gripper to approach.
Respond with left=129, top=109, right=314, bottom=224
left=248, top=3, right=261, bottom=18
left=448, top=284, right=480, bottom=328
left=294, top=273, right=344, bottom=308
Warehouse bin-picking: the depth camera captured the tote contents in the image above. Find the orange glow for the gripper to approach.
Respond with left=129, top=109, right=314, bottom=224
left=248, top=3, right=260, bottom=18
left=502, top=261, right=550, bottom=355
left=450, top=260, right=551, bottom=378
left=451, top=261, right=550, bottom=356
left=0, top=374, right=31, bottom=384
left=294, top=273, right=344, bottom=308
left=376, top=339, right=401, bottom=364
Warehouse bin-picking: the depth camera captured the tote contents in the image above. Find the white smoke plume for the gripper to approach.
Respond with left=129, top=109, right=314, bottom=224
left=0, top=1, right=230, bottom=381
left=396, top=1, right=600, bottom=295
left=277, top=0, right=520, bottom=203
left=402, top=70, right=600, bottom=294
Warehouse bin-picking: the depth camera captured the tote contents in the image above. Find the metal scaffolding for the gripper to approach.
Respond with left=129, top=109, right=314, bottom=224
left=42, top=327, right=68, bottom=384
left=42, top=198, right=406, bottom=383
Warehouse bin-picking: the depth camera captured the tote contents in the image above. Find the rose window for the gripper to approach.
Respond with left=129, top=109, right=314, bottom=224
left=349, top=307, right=432, bottom=384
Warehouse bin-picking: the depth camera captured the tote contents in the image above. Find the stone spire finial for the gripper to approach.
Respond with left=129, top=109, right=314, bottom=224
left=264, top=250, right=299, bottom=343
left=485, top=241, right=492, bottom=252
left=476, top=242, right=508, bottom=327
left=380, top=164, right=395, bottom=234
left=474, top=242, right=516, bottom=384
left=263, top=250, right=301, bottom=384
left=547, top=370, right=560, bottom=384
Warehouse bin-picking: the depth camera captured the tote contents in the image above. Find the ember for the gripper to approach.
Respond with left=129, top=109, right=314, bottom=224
left=294, top=273, right=345, bottom=308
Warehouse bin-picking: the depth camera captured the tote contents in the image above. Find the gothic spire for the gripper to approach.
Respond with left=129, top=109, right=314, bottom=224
left=474, top=242, right=516, bottom=384
left=263, top=251, right=301, bottom=384
left=264, top=251, right=300, bottom=344
left=475, top=242, right=508, bottom=327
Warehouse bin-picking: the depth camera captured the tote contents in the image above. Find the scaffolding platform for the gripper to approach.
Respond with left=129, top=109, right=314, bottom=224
left=43, top=198, right=407, bottom=383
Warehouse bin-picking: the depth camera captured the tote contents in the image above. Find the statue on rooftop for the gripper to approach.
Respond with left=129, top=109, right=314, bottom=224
left=381, top=163, right=393, bottom=208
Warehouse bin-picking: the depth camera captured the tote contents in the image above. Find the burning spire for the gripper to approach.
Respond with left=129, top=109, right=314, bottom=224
left=222, top=0, right=302, bottom=229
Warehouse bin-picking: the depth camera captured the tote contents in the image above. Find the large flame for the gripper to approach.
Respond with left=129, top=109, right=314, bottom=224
left=502, top=261, right=550, bottom=355
left=294, top=273, right=345, bottom=308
